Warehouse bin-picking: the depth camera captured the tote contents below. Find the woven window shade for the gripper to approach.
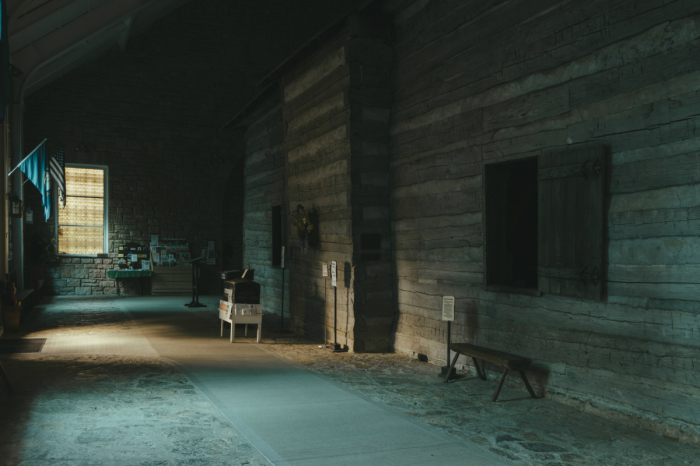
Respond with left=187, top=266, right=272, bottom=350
left=65, top=168, right=104, bottom=197
left=58, top=227, right=104, bottom=255
left=58, top=197, right=103, bottom=226
left=58, top=167, right=105, bottom=254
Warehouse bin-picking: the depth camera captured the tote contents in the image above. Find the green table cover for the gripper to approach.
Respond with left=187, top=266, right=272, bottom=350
left=107, top=270, right=153, bottom=278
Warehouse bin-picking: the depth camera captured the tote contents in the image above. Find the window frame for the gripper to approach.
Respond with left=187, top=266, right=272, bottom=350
left=482, top=146, right=607, bottom=300
left=54, top=163, right=109, bottom=257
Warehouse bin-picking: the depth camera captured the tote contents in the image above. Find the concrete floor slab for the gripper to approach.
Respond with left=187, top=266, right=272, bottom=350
left=233, top=398, right=458, bottom=459
left=112, top=296, right=512, bottom=465
left=286, top=443, right=495, bottom=466
left=6, top=295, right=696, bottom=465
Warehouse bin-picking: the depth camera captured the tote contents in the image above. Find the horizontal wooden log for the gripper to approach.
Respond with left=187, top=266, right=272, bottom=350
left=611, top=152, right=700, bottom=194
left=392, top=190, right=482, bottom=219
left=608, top=264, right=700, bottom=283
left=609, top=237, right=700, bottom=265
left=284, top=46, right=346, bottom=103
left=483, top=85, right=569, bottom=132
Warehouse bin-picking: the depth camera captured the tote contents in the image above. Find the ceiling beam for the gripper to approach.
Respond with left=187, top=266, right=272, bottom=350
left=12, top=0, right=159, bottom=75
left=23, top=26, right=125, bottom=96
left=117, top=17, right=133, bottom=51
left=19, top=0, right=190, bottom=97
left=10, top=0, right=111, bottom=53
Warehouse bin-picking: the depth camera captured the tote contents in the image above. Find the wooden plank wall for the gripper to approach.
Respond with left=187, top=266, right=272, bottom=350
left=223, top=160, right=245, bottom=271
left=282, top=31, right=355, bottom=347
left=241, top=92, right=289, bottom=319
left=346, top=21, right=396, bottom=351
left=384, top=0, right=700, bottom=440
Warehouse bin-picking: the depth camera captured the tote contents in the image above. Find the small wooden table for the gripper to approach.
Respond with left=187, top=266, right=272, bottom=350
left=219, top=308, right=262, bottom=343
left=444, top=342, right=538, bottom=402
left=107, top=270, right=152, bottom=295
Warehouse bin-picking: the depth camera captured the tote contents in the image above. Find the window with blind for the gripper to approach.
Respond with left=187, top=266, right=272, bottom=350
left=57, top=166, right=107, bottom=255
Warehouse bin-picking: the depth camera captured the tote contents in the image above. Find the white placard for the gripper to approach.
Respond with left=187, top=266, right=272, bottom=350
left=442, top=296, right=455, bottom=321
left=322, top=263, right=328, bottom=277
left=281, top=246, right=285, bottom=268
left=150, top=235, right=159, bottom=246
left=331, top=261, right=337, bottom=287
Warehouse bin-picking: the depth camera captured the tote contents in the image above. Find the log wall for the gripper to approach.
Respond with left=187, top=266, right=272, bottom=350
left=346, top=16, right=396, bottom=351
left=282, top=31, right=355, bottom=346
left=384, top=0, right=700, bottom=441
left=242, top=92, right=289, bottom=318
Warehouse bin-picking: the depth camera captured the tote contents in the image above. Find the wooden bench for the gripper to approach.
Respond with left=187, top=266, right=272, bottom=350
left=444, top=342, right=538, bottom=402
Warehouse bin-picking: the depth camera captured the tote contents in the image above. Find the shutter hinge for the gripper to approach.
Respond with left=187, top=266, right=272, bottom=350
left=580, top=158, right=602, bottom=178
left=579, top=266, right=600, bottom=286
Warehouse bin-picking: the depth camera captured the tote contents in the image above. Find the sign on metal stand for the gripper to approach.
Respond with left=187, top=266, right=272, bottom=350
left=280, top=246, right=285, bottom=332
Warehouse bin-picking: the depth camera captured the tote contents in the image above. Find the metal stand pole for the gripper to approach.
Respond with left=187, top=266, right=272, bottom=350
left=439, top=321, right=455, bottom=378
left=186, top=263, right=206, bottom=308
left=280, top=266, right=285, bottom=332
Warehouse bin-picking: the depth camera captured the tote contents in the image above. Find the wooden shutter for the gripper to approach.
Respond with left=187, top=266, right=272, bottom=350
left=538, top=146, right=606, bottom=300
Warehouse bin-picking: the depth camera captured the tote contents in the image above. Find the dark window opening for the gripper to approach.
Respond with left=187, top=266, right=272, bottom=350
left=360, top=233, right=382, bottom=261
left=271, top=205, right=282, bottom=266
left=485, top=158, right=538, bottom=290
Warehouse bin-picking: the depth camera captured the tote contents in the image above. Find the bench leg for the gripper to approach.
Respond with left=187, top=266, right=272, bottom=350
left=492, top=369, right=508, bottom=402
left=257, top=324, right=261, bottom=343
left=0, top=361, right=14, bottom=395
left=472, top=357, right=486, bottom=380
left=221, top=319, right=224, bottom=337
left=245, top=324, right=248, bottom=337
left=444, top=351, right=460, bottom=383
left=231, top=323, right=235, bottom=343
left=519, top=371, right=538, bottom=399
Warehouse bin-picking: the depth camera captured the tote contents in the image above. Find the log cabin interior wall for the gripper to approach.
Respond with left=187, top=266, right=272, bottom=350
left=18, top=0, right=700, bottom=443
left=281, top=30, right=356, bottom=347
left=236, top=0, right=700, bottom=440
left=241, top=92, right=289, bottom=324
left=383, top=0, right=700, bottom=442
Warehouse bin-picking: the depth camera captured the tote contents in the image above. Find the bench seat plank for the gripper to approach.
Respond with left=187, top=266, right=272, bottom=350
left=450, top=343, right=531, bottom=371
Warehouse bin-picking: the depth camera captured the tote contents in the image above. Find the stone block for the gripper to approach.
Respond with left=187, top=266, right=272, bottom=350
left=74, top=287, right=92, bottom=295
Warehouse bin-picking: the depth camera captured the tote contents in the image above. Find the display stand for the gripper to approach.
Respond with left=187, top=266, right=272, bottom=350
left=185, top=257, right=206, bottom=308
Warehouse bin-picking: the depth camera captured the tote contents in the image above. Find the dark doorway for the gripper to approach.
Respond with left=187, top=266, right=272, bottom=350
left=484, top=157, right=538, bottom=290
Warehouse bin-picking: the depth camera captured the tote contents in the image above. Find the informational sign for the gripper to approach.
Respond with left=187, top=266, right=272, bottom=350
left=322, top=263, right=328, bottom=277
left=281, top=246, right=285, bottom=268
left=331, top=261, right=337, bottom=287
left=442, top=296, right=455, bottom=321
